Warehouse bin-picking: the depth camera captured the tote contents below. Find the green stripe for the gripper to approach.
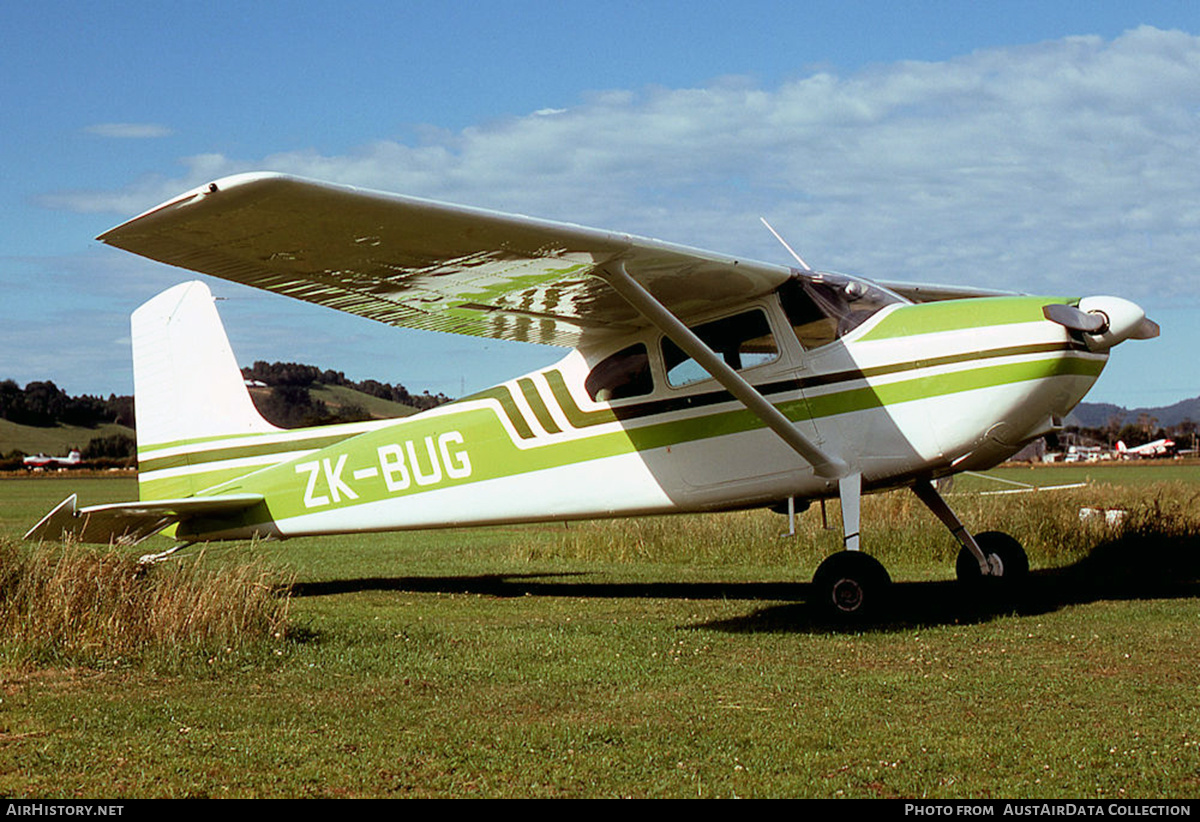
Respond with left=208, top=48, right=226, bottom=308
left=613, top=354, right=1105, bottom=448
left=139, top=433, right=347, bottom=474
left=805, top=353, right=1104, bottom=420
left=813, top=342, right=1086, bottom=388
left=543, top=371, right=618, bottom=428
left=140, top=465, right=280, bottom=500
left=544, top=342, right=1087, bottom=431
left=202, top=349, right=1102, bottom=523
left=455, top=385, right=535, bottom=439
left=140, top=429, right=293, bottom=453
left=518, top=378, right=562, bottom=434
left=859, top=297, right=1072, bottom=341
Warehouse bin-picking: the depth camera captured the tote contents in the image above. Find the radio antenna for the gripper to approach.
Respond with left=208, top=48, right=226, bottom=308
left=759, top=217, right=812, bottom=271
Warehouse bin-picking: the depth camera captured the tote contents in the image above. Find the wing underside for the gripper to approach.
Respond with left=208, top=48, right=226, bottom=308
left=99, top=173, right=795, bottom=347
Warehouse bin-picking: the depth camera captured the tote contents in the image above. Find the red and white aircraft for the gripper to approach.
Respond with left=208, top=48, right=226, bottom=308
left=1116, top=439, right=1176, bottom=458
left=23, top=450, right=83, bottom=470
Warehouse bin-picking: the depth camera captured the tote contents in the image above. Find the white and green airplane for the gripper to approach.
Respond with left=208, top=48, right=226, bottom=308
left=26, top=173, right=1159, bottom=620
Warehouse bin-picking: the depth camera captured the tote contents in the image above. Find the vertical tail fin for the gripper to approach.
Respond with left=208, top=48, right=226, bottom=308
left=132, top=281, right=279, bottom=499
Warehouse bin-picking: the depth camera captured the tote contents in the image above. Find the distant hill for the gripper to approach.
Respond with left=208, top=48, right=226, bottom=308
left=244, top=382, right=422, bottom=428
left=0, top=419, right=134, bottom=459
left=1, top=363, right=449, bottom=459
left=240, top=360, right=449, bottom=428
left=0, top=379, right=136, bottom=466
left=1, top=382, right=424, bottom=464
left=1070, top=395, right=1200, bottom=428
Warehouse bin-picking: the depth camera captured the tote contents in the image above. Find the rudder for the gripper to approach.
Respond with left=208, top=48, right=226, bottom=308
left=132, top=281, right=279, bottom=499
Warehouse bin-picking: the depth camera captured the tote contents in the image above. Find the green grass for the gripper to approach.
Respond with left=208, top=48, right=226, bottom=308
left=964, top=461, right=1200, bottom=489
left=0, top=476, right=137, bottom=538
left=0, top=539, right=291, bottom=673
left=0, top=467, right=1197, bottom=798
left=0, top=419, right=134, bottom=457
left=309, top=384, right=420, bottom=419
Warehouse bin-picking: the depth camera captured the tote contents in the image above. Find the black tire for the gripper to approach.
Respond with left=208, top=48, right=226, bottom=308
left=956, top=531, right=1029, bottom=602
left=811, top=551, right=892, bottom=623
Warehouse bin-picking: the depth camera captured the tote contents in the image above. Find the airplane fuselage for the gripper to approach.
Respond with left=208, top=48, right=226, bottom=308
left=139, top=293, right=1105, bottom=543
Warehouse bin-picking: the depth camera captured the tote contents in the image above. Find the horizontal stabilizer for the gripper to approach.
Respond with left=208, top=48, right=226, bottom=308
left=24, top=493, right=265, bottom=546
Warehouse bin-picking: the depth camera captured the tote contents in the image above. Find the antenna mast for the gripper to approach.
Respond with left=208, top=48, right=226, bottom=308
left=759, top=217, right=812, bottom=271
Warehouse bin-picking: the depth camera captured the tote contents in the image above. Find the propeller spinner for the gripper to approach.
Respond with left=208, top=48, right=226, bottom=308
left=1043, top=296, right=1159, bottom=351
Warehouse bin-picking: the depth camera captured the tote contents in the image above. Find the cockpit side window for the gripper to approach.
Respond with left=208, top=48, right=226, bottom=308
left=779, top=275, right=904, bottom=350
left=585, top=343, right=654, bottom=402
left=662, top=309, right=779, bottom=388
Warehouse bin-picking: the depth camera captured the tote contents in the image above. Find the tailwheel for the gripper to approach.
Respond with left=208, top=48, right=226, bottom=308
left=955, top=531, right=1029, bottom=600
left=811, top=551, right=892, bottom=623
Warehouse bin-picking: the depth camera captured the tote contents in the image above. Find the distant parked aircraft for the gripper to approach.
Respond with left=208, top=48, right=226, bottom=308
left=1116, top=439, right=1176, bottom=458
left=23, top=450, right=83, bottom=470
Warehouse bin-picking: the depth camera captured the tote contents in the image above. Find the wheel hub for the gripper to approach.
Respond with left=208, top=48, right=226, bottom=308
left=831, top=577, right=864, bottom=612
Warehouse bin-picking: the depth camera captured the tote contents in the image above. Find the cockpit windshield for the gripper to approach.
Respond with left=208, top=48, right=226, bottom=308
left=778, top=273, right=907, bottom=350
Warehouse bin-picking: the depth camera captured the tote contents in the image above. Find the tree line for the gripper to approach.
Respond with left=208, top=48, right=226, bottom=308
left=240, top=361, right=451, bottom=429
left=240, top=361, right=450, bottom=410
left=0, top=380, right=133, bottom=429
left=1, top=365, right=452, bottom=466
left=1058, top=414, right=1198, bottom=451
left=1, top=364, right=449, bottom=433
left=0, top=380, right=136, bottom=466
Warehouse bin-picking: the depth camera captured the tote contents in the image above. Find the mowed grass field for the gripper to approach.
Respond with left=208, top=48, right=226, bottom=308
left=0, top=464, right=1197, bottom=798
left=0, top=420, right=133, bottom=458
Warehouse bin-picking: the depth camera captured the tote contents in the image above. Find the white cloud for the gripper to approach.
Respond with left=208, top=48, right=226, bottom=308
left=48, top=26, right=1200, bottom=306
left=84, top=122, right=174, bottom=139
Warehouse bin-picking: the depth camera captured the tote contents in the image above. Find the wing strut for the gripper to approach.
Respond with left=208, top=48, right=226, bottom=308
left=600, top=261, right=848, bottom=481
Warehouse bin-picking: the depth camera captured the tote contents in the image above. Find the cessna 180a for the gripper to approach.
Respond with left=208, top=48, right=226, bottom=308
left=26, top=173, right=1160, bottom=620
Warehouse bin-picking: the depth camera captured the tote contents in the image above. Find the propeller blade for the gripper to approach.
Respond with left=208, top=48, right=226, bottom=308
left=1132, top=317, right=1160, bottom=340
left=1042, top=303, right=1107, bottom=333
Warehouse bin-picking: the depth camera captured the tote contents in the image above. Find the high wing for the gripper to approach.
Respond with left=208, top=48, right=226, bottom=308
left=879, top=281, right=1019, bottom=302
left=98, top=173, right=799, bottom=347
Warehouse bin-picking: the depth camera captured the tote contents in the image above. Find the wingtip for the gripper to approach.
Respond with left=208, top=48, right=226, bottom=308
left=96, top=171, right=290, bottom=244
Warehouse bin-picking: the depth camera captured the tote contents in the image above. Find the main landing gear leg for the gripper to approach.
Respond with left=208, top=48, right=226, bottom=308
left=911, top=479, right=1029, bottom=592
left=811, top=473, right=892, bottom=622
left=840, top=472, right=861, bottom=552
left=912, top=479, right=990, bottom=574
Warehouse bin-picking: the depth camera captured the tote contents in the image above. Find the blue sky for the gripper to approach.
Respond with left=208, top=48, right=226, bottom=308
left=2, top=1, right=1198, bottom=409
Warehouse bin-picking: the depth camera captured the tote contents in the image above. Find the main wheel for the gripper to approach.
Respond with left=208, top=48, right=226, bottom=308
left=956, top=531, right=1029, bottom=601
left=811, top=551, right=892, bottom=623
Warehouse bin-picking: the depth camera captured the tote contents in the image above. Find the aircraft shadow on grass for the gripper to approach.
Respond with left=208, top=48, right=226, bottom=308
left=286, top=525, right=1199, bottom=634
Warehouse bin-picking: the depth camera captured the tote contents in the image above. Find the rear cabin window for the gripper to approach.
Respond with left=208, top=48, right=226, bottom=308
left=585, top=343, right=654, bottom=402
left=662, top=309, right=779, bottom=388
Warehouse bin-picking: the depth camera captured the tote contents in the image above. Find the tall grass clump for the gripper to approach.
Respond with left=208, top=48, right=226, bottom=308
left=0, top=537, right=293, bottom=672
left=508, top=482, right=1200, bottom=577
left=941, top=482, right=1200, bottom=571
left=1068, top=487, right=1200, bottom=591
left=509, top=509, right=831, bottom=568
